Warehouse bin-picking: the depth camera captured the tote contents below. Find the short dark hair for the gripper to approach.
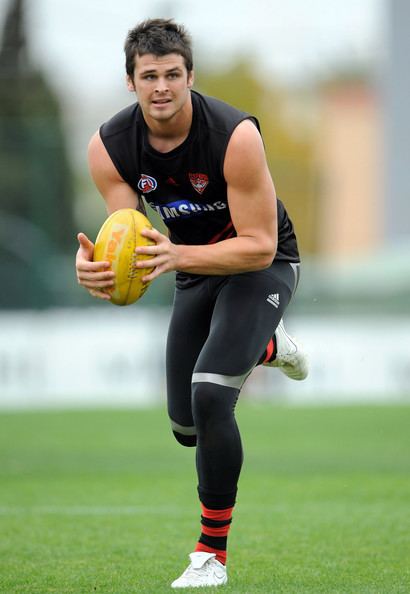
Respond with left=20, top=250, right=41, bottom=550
left=124, top=18, right=193, bottom=77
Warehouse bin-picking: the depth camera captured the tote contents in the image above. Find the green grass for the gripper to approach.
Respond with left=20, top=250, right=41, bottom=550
left=0, top=404, right=409, bottom=593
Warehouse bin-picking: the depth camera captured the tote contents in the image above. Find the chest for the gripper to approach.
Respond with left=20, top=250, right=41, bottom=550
left=136, top=132, right=226, bottom=206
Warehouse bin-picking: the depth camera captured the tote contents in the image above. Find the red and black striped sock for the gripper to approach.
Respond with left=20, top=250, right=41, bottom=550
left=194, top=503, right=234, bottom=565
left=258, top=336, right=277, bottom=364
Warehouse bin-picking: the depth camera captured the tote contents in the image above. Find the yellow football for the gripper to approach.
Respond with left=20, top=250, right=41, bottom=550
left=93, top=208, right=155, bottom=306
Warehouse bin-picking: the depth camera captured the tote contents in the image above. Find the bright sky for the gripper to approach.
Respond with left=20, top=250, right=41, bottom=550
left=0, top=0, right=385, bottom=100
left=0, top=0, right=386, bottom=166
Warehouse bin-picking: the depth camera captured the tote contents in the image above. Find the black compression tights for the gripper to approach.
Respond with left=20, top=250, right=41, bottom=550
left=192, top=381, right=242, bottom=509
left=167, top=261, right=298, bottom=510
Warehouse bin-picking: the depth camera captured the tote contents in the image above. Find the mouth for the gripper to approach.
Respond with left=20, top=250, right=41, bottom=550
left=152, top=98, right=172, bottom=106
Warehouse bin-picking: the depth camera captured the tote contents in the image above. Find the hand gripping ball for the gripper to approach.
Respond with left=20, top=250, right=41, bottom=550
left=93, top=208, right=155, bottom=306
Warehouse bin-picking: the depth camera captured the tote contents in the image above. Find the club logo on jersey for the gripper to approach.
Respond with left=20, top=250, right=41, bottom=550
left=189, top=173, right=209, bottom=195
left=137, top=174, right=157, bottom=193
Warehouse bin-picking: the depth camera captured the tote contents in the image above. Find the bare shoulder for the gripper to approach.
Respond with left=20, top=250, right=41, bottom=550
left=228, top=119, right=264, bottom=155
left=87, top=130, right=138, bottom=212
left=88, top=130, right=122, bottom=182
left=230, top=118, right=262, bottom=145
left=224, top=119, right=269, bottom=186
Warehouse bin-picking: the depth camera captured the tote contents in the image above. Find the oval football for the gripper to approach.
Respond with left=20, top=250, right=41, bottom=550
left=93, top=209, right=155, bottom=306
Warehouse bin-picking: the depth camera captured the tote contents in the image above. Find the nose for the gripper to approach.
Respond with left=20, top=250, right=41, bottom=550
left=155, top=77, right=168, bottom=93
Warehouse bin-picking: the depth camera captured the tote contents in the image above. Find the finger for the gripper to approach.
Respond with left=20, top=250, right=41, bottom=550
left=77, top=260, right=113, bottom=272
left=141, top=258, right=170, bottom=282
left=78, top=278, right=115, bottom=289
left=135, top=244, right=161, bottom=256
left=134, top=255, right=164, bottom=270
left=77, top=232, right=94, bottom=248
left=89, top=288, right=112, bottom=300
left=140, top=227, right=161, bottom=241
left=77, top=268, right=115, bottom=280
left=142, top=266, right=164, bottom=283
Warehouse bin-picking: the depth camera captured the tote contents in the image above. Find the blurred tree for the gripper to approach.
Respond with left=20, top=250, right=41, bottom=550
left=195, top=59, right=318, bottom=254
left=0, top=0, right=76, bottom=308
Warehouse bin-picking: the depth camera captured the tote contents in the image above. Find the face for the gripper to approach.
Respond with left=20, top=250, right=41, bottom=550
left=127, top=53, right=194, bottom=123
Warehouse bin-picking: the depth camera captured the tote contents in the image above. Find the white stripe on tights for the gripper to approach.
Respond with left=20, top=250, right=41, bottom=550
left=170, top=419, right=197, bottom=435
left=191, top=372, right=248, bottom=390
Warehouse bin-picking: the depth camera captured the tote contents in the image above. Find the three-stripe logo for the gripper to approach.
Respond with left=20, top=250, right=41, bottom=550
left=267, top=293, right=280, bottom=308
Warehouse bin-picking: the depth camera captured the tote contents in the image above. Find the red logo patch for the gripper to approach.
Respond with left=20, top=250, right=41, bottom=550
left=189, top=173, right=209, bottom=195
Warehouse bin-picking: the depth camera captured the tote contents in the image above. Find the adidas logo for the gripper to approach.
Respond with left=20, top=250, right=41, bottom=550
left=267, top=293, right=280, bottom=308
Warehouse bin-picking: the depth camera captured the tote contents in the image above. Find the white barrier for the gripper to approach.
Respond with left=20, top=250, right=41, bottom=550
left=0, top=309, right=409, bottom=409
left=248, top=316, right=410, bottom=404
left=0, top=308, right=167, bottom=409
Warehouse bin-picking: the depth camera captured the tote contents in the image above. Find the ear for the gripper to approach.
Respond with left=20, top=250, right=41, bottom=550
left=187, top=70, right=194, bottom=89
left=126, top=75, right=135, bottom=92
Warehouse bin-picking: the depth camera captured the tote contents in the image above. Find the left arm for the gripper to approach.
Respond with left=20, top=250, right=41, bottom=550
left=136, top=119, right=278, bottom=279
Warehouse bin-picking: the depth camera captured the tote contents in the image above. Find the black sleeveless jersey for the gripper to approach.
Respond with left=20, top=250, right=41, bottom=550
left=100, top=90, right=299, bottom=263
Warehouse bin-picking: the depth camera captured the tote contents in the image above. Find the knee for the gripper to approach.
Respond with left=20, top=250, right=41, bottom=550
left=192, top=381, right=237, bottom=429
left=169, top=417, right=197, bottom=447
left=172, top=430, right=197, bottom=447
left=192, top=381, right=219, bottom=418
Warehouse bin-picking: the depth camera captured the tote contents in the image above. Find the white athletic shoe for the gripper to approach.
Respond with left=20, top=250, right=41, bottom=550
left=264, top=318, right=308, bottom=381
left=171, top=552, right=228, bottom=588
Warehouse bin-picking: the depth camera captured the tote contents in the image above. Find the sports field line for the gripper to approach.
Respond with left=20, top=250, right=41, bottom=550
left=0, top=503, right=288, bottom=516
left=0, top=503, right=294, bottom=517
left=0, top=501, right=400, bottom=517
left=0, top=505, right=187, bottom=516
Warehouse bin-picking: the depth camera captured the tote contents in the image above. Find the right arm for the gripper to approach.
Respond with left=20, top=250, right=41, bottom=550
left=75, top=130, right=141, bottom=300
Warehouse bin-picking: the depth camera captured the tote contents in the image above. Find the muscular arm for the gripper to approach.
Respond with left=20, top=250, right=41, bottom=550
left=75, top=131, right=142, bottom=298
left=87, top=130, right=141, bottom=214
left=138, top=119, right=278, bottom=278
left=177, top=119, right=277, bottom=272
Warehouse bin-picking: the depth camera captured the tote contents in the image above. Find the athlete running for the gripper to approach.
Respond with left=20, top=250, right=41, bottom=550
left=75, top=18, right=308, bottom=588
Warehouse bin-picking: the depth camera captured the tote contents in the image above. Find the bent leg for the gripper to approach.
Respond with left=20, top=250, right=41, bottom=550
left=166, top=278, right=214, bottom=446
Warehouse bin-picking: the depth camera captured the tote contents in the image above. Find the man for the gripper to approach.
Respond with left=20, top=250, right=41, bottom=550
left=76, top=18, right=308, bottom=588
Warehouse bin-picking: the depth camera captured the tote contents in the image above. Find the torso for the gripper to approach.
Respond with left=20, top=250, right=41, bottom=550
left=99, top=90, right=300, bottom=261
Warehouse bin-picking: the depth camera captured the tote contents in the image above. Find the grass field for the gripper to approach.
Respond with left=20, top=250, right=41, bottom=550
left=0, top=403, right=409, bottom=593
